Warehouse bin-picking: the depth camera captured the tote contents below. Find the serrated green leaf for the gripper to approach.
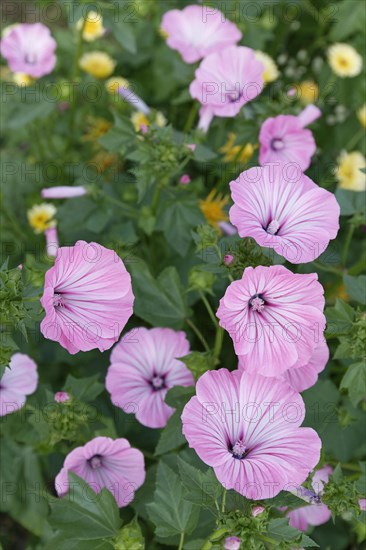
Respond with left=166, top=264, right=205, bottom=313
left=340, top=362, right=366, bottom=406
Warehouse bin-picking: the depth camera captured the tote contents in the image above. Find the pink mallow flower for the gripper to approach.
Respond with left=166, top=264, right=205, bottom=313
left=239, top=340, right=329, bottom=393
left=0, top=353, right=38, bottom=416
left=54, top=391, right=70, bottom=403
left=217, top=265, right=326, bottom=377
left=41, top=186, right=87, bottom=199
left=359, top=499, right=366, bottom=511
left=0, top=23, right=57, bottom=78
left=259, top=105, right=321, bottom=171
left=55, top=436, right=145, bottom=507
left=287, top=465, right=333, bottom=531
left=161, top=5, right=242, bottom=64
left=190, top=46, right=264, bottom=132
left=229, top=164, right=340, bottom=263
left=106, top=327, right=194, bottom=429
left=181, top=369, right=321, bottom=500
left=40, top=240, right=134, bottom=354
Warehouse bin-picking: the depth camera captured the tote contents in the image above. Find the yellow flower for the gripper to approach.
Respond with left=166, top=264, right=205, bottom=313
left=83, top=117, right=112, bottom=142
left=357, top=104, right=366, bottom=128
left=328, top=43, right=363, bottom=78
left=77, top=11, right=105, bottom=42
left=255, top=51, right=279, bottom=83
left=155, top=111, right=167, bottom=127
left=79, top=51, right=116, bottom=79
left=200, top=190, right=229, bottom=228
left=336, top=151, right=366, bottom=191
left=220, top=133, right=256, bottom=163
left=297, top=80, right=319, bottom=105
left=27, top=203, right=57, bottom=234
left=131, top=111, right=150, bottom=132
left=105, top=76, right=129, bottom=94
left=12, top=72, right=34, bottom=87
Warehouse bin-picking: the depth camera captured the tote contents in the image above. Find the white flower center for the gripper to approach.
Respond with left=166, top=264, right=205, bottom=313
left=249, top=294, right=265, bottom=312
left=232, top=439, right=247, bottom=459
left=53, top=293, right=64, bottom=307
left=151, top=375, right=165, bottom=390
left=271, top=138, right=285, bottom=151
left=89, top=455, right=102, bottom=469
left=266, top=219, right=280, bottom=235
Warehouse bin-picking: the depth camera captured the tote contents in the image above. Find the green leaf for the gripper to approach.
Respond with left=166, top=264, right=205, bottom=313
left=2, top=96, right=54, bottom=129
left=343, top=274, right=366, bottom=305
left=177, top=458, right=221, bottom=509
left=155, top=386, right=195, bottom=455
left=340, top=362, right=366, bottom=406
left=325, top=299, right=355, bottom=337
left=178, top=351, right=214, bottom=380
left=99, top=115, right=136, bottom=152
left=193, top=144, right=217, bottom=162
left=335, top=189, right=366, bottom=216
left=330, top=0, right=366, bottom=41
left=146, top=462, right=199, bottom=538
left=48, top=472, right=121, bottom=540
left=267, top=518, right=318, bottom=546
left=129, top=261, right=190, bottom=329
left=156, top=190, right=204, bottom=256
left=63, top=374, right=104, bottom=401
left=109, top=19, right=137, bottom=54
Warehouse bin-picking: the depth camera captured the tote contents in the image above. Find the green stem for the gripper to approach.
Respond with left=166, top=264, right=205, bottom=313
left=344, top=127, right=365, bottom=151
left=151, top=183, right=162, bottom=215
left=312, top=261, right=342, bottom=276
left=186, top=318, right=210, bottom=352
left=68, top=17, right=86, bottom=144
left=183, top=102, right=199, bottom=133
left=199, top=291, right=217, bottom=327
left=103, top=195, right=138, bottom=218
left=23, top=296, right=42, bottom=302
left=342, top=223, right=355, bottom=267
left=221, top=489, right=227, bottom=513
left=213, top=326, right=224, bottom=362
left=178, top=531, right=185, bottom=550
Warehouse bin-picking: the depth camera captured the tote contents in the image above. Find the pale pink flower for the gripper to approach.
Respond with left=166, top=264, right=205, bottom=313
left=0, top=23, right=56, bottom=78
left=287, top=466, right=333, bottom=531
left=54, top=391, right=70, bottom=403
left=55, top=436, right=145, bottom=507
left=181, top=369, right=321, bottom=499
left=190, top=46, right=264, bottom=132
left=259, top=105, right=321, bottom=171
left=224, top=536, right=241, bottom=550
left=41, top=186, right=87, bottom=199
left=229, top=164, right=340, bottom=263
left=0, top=353, right=38, bottom=416
left=219, top=221, right=238, bottom=236
left=186, top=143, right=196, bottom=152
left=45, top=226, right=59, bottom=258
left=40, top=240, right=134, bottom=354
left=106, top=328, right=194, bottom=429
left=217, top=265, right=326, bottom=376
left=161, top=5, right=242, bottom=64
left=359, top=499, right=366, bottom=511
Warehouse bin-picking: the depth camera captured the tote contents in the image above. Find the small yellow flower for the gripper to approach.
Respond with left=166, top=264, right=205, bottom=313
left=27, top=203, right=57, bottom=234
left=220, top=133, right=256, bottom=164
left=255, top=51, right=279, bottom=83
left=105, top=76, right=129, bottom=94
left=83, top=117, right=112, bottom=142
left=77, top=11, right=105, bottom=42
left=131, top=111, right=150, bottom=132
left=155, top=111, right=167, bottom=127
left=79, top=51, right=116, bottom=79
left=336, top=151, right=366, bottom=191
left=13, top=72, right=34, bottom=87
left=357, top=104, right=366, bottom=128
left=297, top=80, right=319, bottom=105
left=200, top=190, right=229, bottom=228
left=328, top=43, right=363, bottom=78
